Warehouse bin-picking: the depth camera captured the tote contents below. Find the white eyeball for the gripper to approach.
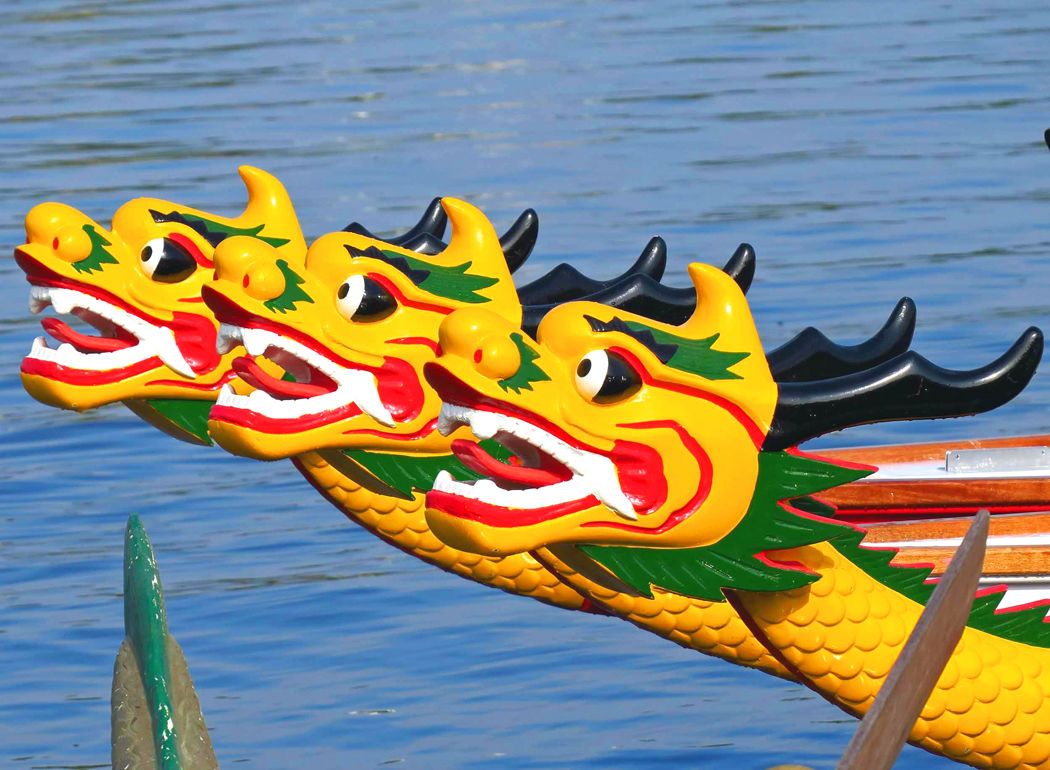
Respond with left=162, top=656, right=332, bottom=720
left=335, top=274, right=397, bottom=322
left=335, top=274, right=366, bottom=320
left=574, top=349, right=642, bottom=403
left=575, top=350, right=610, bottom=400
left=139, top=237, right=197, bottom=283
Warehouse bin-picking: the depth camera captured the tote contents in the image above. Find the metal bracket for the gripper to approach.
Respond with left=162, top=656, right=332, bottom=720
left=945, top=446, right=1050, bottom=474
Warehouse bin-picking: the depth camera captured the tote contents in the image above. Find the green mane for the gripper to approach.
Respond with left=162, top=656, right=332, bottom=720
left=579, top=451, right=868, bottom=601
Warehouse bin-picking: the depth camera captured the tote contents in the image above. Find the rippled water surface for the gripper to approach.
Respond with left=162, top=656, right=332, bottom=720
left=4, top=1, right=1050, bottom=767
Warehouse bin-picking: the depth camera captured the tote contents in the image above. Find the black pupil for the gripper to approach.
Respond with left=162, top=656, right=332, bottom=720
left=577, top=359, right=592, bottom=377
left=143, top=239, right=196, bottom=283
left=352, top=277, right=396, bottom=320
left=594, top=352, right=640, bottom=403
left=338, top=283, right=349, bottom=299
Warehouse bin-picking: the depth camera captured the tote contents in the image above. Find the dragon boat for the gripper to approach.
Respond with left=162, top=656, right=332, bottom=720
left=15, top=175, right=924, bottom=680
left=416, top=263, right=1050, bottom=768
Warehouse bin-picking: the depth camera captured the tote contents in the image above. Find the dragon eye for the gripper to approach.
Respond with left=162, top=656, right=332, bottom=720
left=336, top=274, right=397, bottom=322
left=575, top=350, right=641, bottom=403
left=140, top=237, right=197, bottom=283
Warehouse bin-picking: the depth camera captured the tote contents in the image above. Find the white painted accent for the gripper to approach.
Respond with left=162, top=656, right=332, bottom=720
left=858, top=459, right=1050, bottom=482
left=25, top=286, right=195, bottom=378
left=434, top=402, right=638, bottom=521
left=875, top=532, right=1050, bottom=550
left=212, top=324, right=395, bottom=427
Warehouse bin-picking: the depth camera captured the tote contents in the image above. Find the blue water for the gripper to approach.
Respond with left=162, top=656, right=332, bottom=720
left=3, top=1, right=1050, bottom=767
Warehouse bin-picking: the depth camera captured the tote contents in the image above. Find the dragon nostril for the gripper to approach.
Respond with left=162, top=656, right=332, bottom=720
left=474, top=334, right=521, bottom=381
left=52, top=238, right=58, bottom=250
left=243, top=274, right=250, bottom=288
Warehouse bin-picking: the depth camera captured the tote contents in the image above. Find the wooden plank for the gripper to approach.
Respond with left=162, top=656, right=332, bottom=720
left=860, top=511, right=1050, bottom=543
left=818, top=477, right=1050, bottom=510
left=885, top=546, right=1050, bottom=577
left=836, top=511, right=988, bottom=770
left=818, top=435, right=1050, bottom=466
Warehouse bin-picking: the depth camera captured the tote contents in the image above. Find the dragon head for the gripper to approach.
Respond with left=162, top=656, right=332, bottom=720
left=423, top=265, right=1042, bottom=594
left=423, top=263, right=783, bottom=554
left=16, top=167, right=305, bottom=418
left=203, top=197, right=522, bottom=459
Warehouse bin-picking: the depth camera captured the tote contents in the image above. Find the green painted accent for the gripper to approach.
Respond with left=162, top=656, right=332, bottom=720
left=124, top=515, right=181, bottom=769
left=381, top=249, right=499, bottom=303
left=498, top=333, right=550, bottom=394
left=580, top=451, right=869, bottom=601
left=143, top=398, right=213, bottom=445
left=831, top=528, right=1050, bottom=648
left=344, top=440, right=514, bottom=498
left=264, top=259, right=314, bottom=314
left=175, top=211, right=290, bottom=248
left=627, top=321, right=748, bottom=380
left=71, top=225, right=119, bottom=274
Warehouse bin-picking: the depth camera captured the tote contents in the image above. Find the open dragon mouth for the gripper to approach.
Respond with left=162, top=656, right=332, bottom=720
left=22, top=285, right=196, bottom=382
left=210, top=323, right=405, bottom=431
left=431, top=402, right=639, bottom=524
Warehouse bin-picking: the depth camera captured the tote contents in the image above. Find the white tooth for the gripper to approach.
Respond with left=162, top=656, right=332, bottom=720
left=29, top=287, right=49, bottom=314
left=30, top=335, right=48, bottom=354
left=437, top=404, right=460, bottom=436
left=150, top=328, right=196, bottom=379
left=216, top=323, right=242, bottom=354
left=217, top=383, right=236, bottom=404
left=342, top=370, right=395, bottom=427
left=241, top=329, right=269, bottom=357
left=58, top=343, right=75, bottom=355
left=469, top=411, right=501, bottom=440
left=433, top=470, right=454, bottom=492
left=50, top=291, right=75, bottom=315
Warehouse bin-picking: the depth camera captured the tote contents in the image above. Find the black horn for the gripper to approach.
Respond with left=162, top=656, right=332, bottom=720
left=499, top=209, right=539, bottom=274
left=768, top=298, right=917, bottom=383
left=1044, top=127, right=1050, bottom=152
left=517, top=236, right=667, bottom=306
left=343, top=198, right=448, bottom=245
left=721, top=243, right=755, bottom=293
left=763, top=327, right=1043, bottom=451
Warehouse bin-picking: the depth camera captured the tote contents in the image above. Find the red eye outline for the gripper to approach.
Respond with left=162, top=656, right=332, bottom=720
left=165, top=231, right=213, bottom=268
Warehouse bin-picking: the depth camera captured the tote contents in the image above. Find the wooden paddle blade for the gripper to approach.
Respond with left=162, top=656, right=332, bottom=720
left=836, top=510, right=989, bottom=770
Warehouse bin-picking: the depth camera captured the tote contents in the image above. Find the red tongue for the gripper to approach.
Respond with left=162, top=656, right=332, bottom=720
left=232, top=356, right=332, bottom=400
left=451, top=439, right=571, bottom=487
left=41, top=317, right=135, bottom=352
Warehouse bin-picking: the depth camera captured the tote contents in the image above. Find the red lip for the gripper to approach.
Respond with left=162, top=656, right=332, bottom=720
left=21, top=356, right=162, bottom=385
left=426, top=489, right=599, bottom=528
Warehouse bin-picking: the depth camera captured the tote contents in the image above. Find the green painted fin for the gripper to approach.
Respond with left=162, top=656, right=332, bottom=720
left=126, top=398, right=214, bottom=446
left=581, top=451, right=869, bottom=601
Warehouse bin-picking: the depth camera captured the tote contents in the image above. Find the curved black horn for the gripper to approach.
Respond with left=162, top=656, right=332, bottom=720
left=1044, top=127, right=1050, bottom=152
left=342, top=198, right=448, bottom=246
left=722, top=243, right=755, bottom=293
left=763, top=327, right=1043, bottom=451
left=398, top=231, right=445, bottom=255
left=500, top=209, right=539, bottom=274
left=517, top=237, right=667, bottom=306
left=768, top=298, right=917, bottom=383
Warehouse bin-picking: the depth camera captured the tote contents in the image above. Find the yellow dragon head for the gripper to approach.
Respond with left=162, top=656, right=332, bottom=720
left=16, top=167, right=305, bottom=432
left=423, top=265, right=1042, bottom=598
left=203, top=198, right=522, bottom=459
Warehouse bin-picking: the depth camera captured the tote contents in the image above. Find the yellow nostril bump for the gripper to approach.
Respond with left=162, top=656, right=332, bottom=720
left=25, top=202, right=88, bottom=245
left=242, top=261, right=285, bottom=301
left=213, top=235, right=285, bottom=301
left=52, top=225, right=93, bottom=263
left=473, top=333, right=521, bottom=381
